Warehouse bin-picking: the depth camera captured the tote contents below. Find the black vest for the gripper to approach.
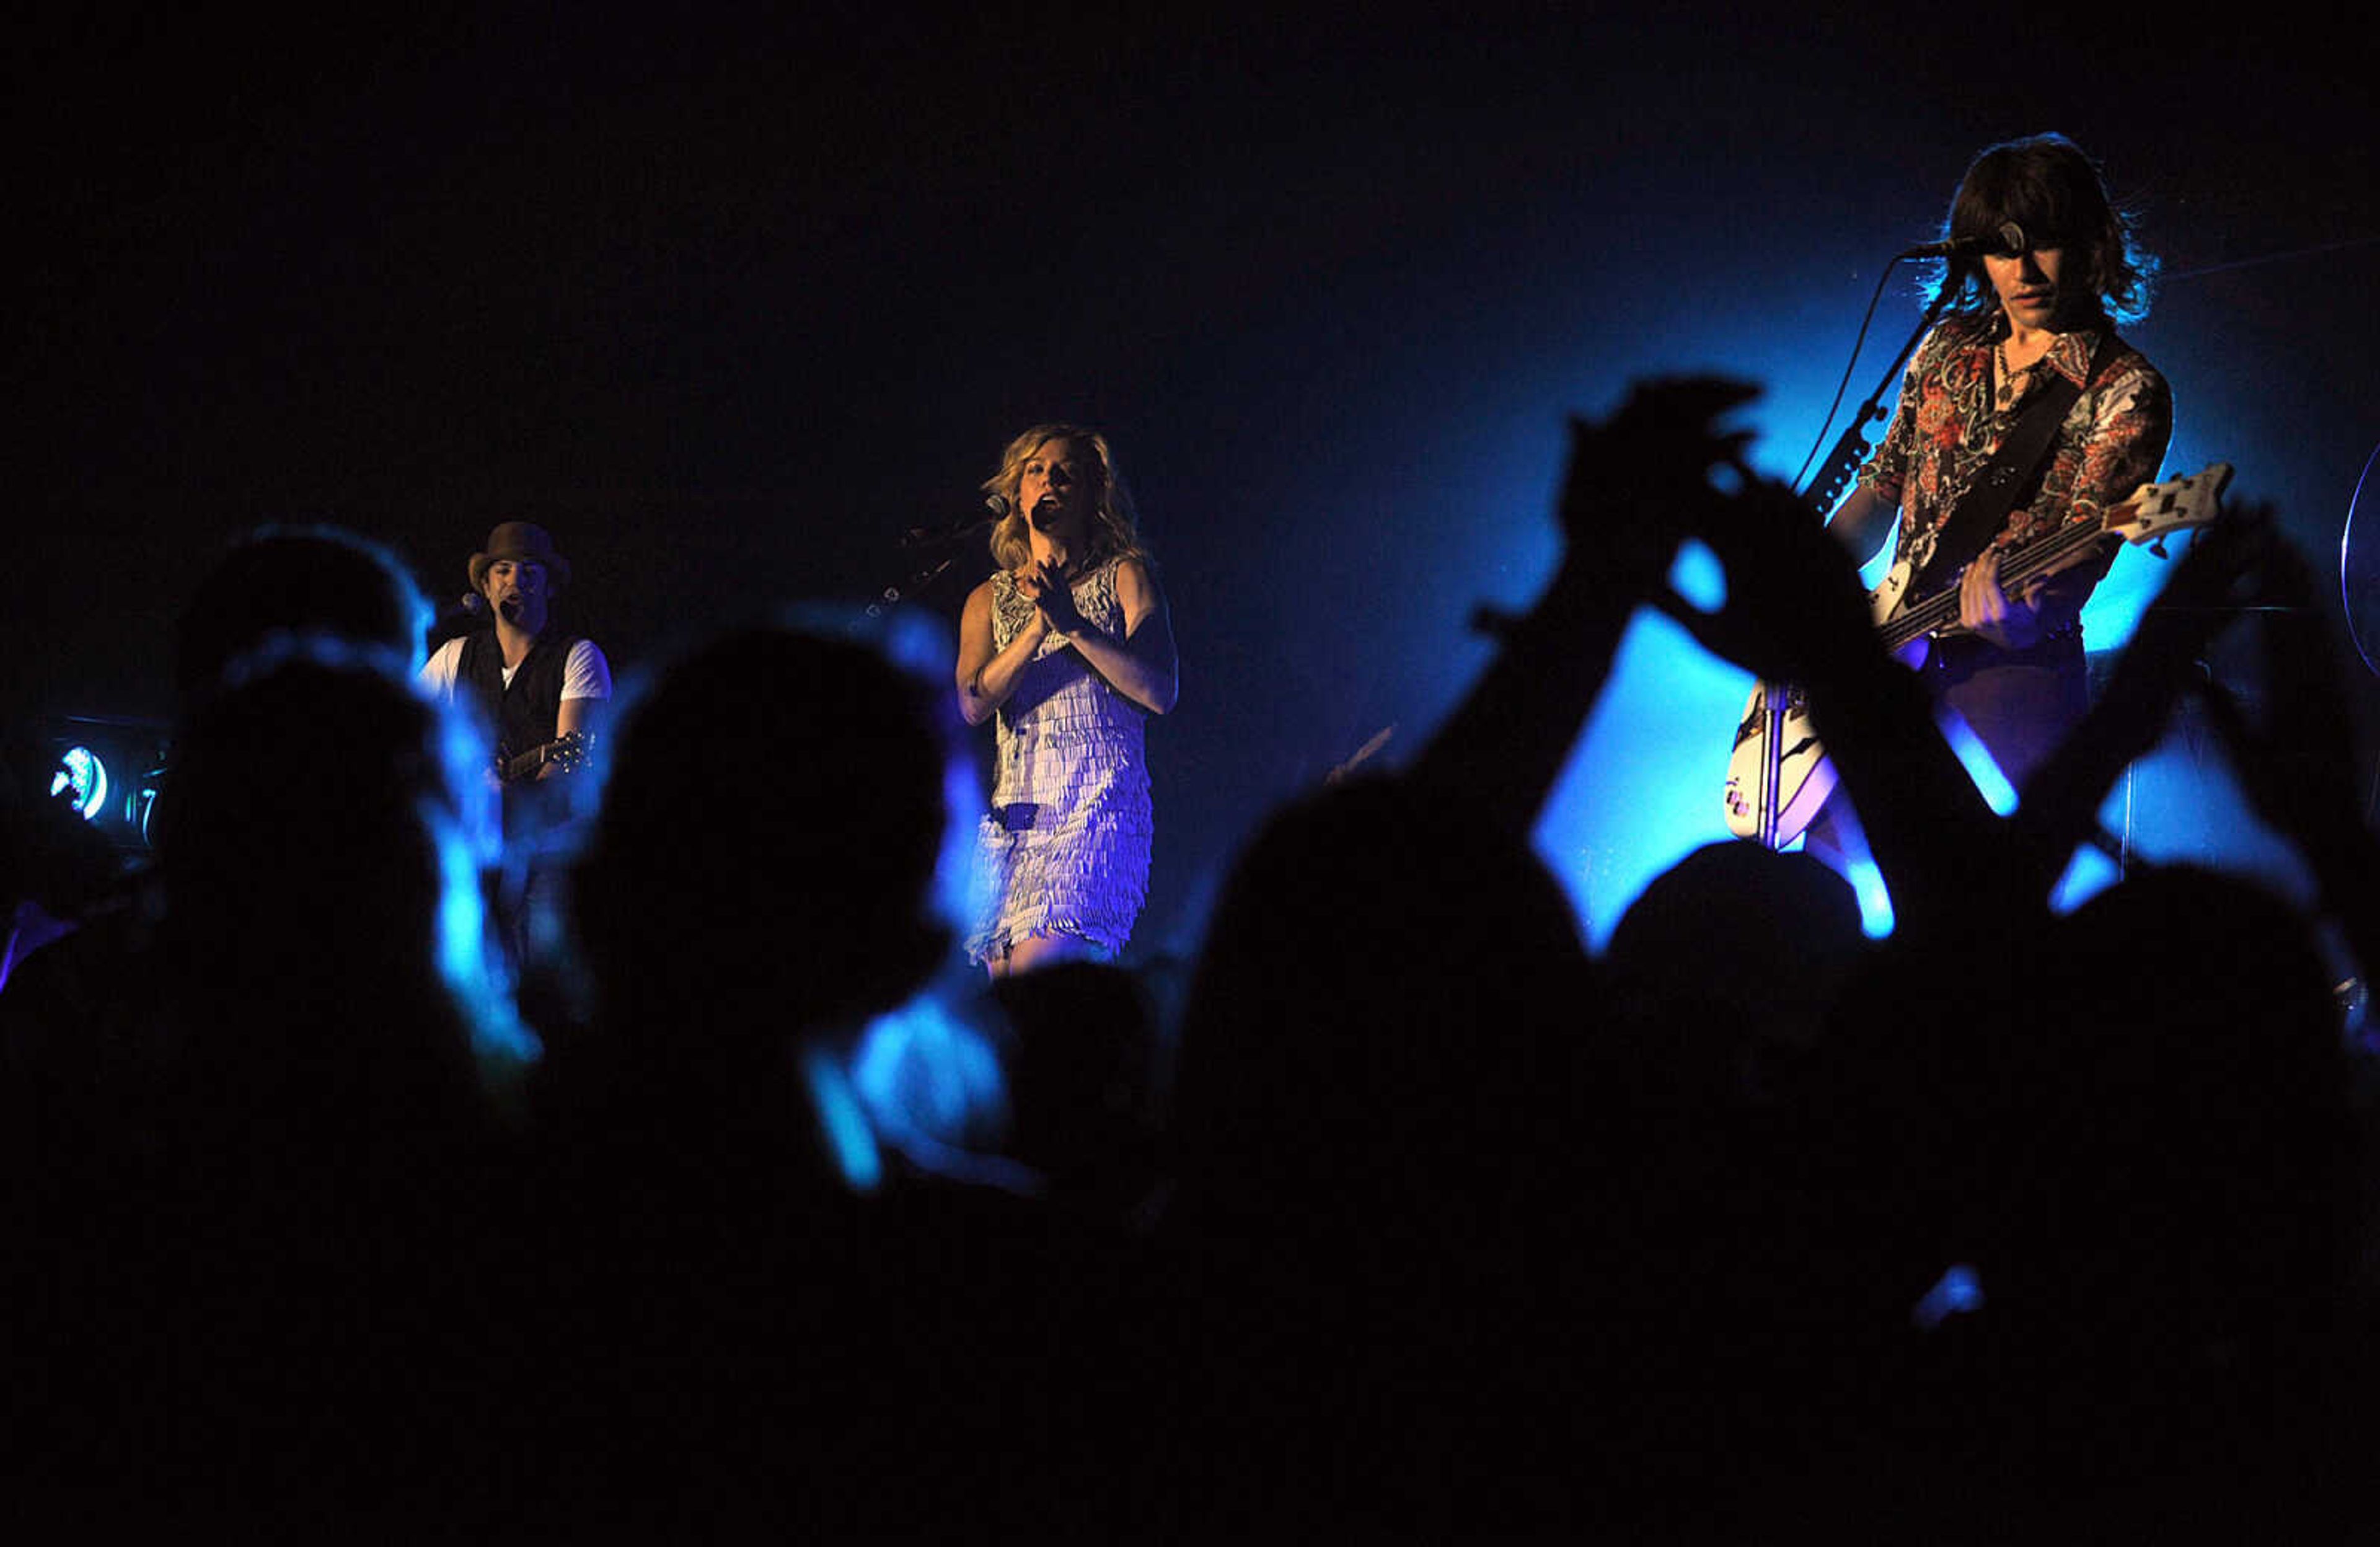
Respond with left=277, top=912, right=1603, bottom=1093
left=457, top=628, right=582, bottom=760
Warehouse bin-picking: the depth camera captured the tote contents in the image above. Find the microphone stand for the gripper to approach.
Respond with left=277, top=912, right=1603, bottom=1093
left=1750, top=284, right=1955, bottom=849
left=425, top=597, right=487, bottom=653
left=859, top=514, right=1001, bottom=625
left=1796, top=286, right=1953, bottom=517
left=861, top=552, right=963, bottom=624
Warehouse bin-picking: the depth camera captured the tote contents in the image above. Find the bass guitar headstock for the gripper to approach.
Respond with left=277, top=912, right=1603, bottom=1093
left=2110, top=463, right=2234, bottom=555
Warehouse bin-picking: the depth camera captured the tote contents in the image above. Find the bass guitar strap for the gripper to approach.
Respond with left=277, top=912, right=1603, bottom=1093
left=1912, top=369, right=2085, bottom=598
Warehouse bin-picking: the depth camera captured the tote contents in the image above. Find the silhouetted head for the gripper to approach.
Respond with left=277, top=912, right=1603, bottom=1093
left=161, top=640, right=456, bottom=961
left=1168, top=776, right=1588, bottom=1233
left=149, top=637, right=492, bottom=1124
left=573, top=624, right=958, bottom=1049
left=1858, top=863, right=2363, bottom=1497
left=174, top=524, right=429, bottom=707
left=1603, top=840, right=1866, bottom=1061
left=994, top=961, right=1168, bottom=1204
left=1986, top=865, right=2354, bottom=1292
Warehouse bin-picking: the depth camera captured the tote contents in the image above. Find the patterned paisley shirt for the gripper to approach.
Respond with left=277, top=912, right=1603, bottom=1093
left=1857, top=312, right=2172, bottom=588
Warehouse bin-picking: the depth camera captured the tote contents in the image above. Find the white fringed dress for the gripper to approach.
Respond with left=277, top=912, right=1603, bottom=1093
left=964, top=558, right=1152, bottom=962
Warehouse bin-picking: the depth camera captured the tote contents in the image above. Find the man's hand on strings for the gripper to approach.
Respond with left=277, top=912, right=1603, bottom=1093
left=1959, top=542, right=2112, bottom=651
left=1957, top=547, right=2050, bottom=650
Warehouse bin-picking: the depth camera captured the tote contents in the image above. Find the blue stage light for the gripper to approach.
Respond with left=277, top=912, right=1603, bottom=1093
left=50, top=745, right=108, bottom=821
left=1667, top=538, right=1727, bottom=614
left=1912, top=1263, right=1985, bottom=1331
left=37, top=717, right=168, bottom=850
left=801, top=1045, right=885, bottom=1193
left=1936, top=707, right=2019, bottom=817
left=1841, top=852, right=1898, bottom=941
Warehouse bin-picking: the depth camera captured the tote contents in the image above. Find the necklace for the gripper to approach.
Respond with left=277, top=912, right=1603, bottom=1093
left=1994, top=337, right=2031, bottom=412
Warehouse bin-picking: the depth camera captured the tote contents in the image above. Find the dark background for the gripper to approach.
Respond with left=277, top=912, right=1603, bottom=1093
left=12, top=6, right=2376, bottom=956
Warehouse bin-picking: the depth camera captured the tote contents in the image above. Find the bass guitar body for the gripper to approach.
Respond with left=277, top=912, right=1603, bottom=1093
left=1721, top=571, right=1924, bottom=844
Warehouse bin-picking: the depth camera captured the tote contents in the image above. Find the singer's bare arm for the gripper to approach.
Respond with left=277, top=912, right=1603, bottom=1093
left=1048, top=557, right=1177, bottom=716
left=957, top=560, right=1179, bottom=725
left=956, top=576, right=1050, bottom=726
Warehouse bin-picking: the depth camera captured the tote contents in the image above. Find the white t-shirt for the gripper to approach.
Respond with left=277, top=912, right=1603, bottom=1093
left=420, top=636, right=613, bottom=704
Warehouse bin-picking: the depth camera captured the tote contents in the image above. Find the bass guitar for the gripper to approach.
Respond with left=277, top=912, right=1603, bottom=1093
left=1722, top=462, right=2235, bottom=845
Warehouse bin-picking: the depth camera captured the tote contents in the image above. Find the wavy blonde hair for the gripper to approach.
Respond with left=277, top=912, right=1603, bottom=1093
left=982, top=424, right=1147, bottom=573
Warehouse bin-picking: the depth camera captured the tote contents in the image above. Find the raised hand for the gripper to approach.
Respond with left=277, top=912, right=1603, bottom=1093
left=2008, top=503, right=2274, bottom=896
left=1556, top=376, right=1761, bottom=596
left=1672, top=454, right=2021, bottom=928
left=2193, top=514, right=2363, bottom=855
left=1653, top=461, right=1877, bottom=689
left=1413, top=376, right=1757, bottom=832
left=2106, top=498, right=2273, bottom=683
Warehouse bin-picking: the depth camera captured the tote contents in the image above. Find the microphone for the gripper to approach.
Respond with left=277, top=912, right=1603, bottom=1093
left=1897, top=221, right=2029, bottom=261
left=425, top=591, right=487, bottom=648
left=903, top=493, right=1010, bottom=547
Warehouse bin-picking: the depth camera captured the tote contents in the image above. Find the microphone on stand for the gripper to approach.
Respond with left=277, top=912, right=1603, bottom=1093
left=903, top=493, right=1010, bottom=547
left=426, top=591, right=488, bottom=649
left=1897, top=221, right=2030, bottom=261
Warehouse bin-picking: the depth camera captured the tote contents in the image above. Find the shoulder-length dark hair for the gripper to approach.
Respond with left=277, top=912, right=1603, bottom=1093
left=1930, top=133, right=2157, bottom=327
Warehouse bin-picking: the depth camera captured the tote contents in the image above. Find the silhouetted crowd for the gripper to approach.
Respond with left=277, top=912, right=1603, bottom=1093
left=4, top=380, right=2376, bottom=1535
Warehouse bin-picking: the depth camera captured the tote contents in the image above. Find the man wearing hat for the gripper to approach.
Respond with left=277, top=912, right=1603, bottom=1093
left=421, top=522, right=611, bottom=989
left=420, top=521, right=612, bottom=804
